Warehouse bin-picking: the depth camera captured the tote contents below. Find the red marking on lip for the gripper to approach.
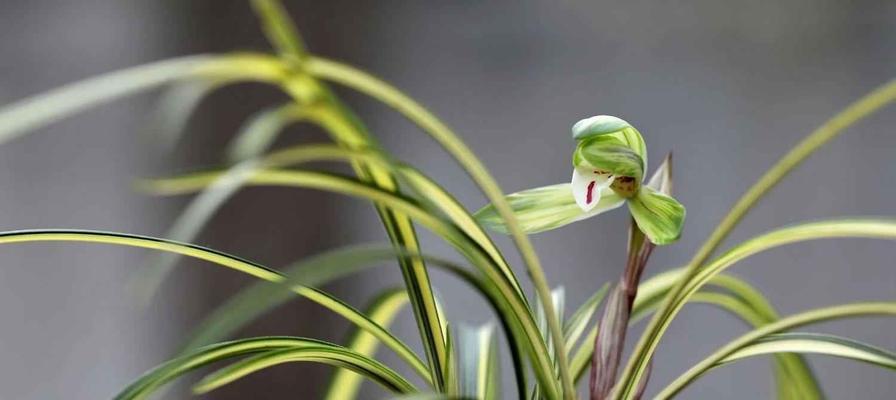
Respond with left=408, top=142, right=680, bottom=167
left=586, top=180, right=596, bottom=204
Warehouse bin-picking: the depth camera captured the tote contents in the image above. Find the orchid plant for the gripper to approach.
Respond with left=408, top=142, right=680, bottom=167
left=0, top=1, right=895, bottom=400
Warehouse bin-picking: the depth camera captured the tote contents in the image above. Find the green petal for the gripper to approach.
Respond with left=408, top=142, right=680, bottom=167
left=628, top=186, right=686, bottom=245
left=474, top=183, right=625, bottom=234
left=573, top=139, right=644, bottom=182
left=571, top=115, right=647, bottom=170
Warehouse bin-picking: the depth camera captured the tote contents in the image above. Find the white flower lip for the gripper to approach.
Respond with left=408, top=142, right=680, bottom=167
left=571, top=167, right=615, bottom=212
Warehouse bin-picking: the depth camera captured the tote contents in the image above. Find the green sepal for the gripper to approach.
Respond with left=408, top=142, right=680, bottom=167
left=573, top=139, right=644, bottom=182
left=628, top=186, right=685, bottom=245
left=474, top=183, right=624, bottom=234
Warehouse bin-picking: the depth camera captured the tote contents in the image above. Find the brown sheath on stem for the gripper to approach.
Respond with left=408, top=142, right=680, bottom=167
left=589, top=154, right=672, bottom=400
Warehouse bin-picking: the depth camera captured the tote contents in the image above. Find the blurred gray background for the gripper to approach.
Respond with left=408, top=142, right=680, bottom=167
left=0, top=1, right=893, bottom=399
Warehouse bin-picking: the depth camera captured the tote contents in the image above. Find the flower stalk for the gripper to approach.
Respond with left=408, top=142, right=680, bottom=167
left=590, top=154, right=672, bottom=400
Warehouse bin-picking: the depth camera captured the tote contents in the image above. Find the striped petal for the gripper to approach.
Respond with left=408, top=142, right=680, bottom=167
left=474, top=183, right=625, bottom=234
left=628, top=186, right=686, bottom=245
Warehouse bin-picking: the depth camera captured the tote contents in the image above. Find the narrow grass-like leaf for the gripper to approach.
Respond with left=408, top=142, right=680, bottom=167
left=618, top=79, right=896, bottom=400
left=136, top=105, right=306, bottom=301
left=530, top=287, right=566, bottom=400
left=709, top=275, right=822, bottom=399
left=0, top=53, right=294, bottom=145
left=287, top=80, right=451, bottom=393
left=305, top=56, right=573, bottom=398
left=457, top=324, right=497, bottom=400
left=627, top=272, right=822, bottom=398
left=178, top=241, right=529, bottom=397
left=723, top=332, right=896, bottom=368
left=185, top=244, right=403, bottom=349
left=0, top=229, right=429, bottom=384
left=247, top=4, right=454, bottom=386
left=0, top=56, right=211, bottom=144
left=145, top=168, right=559, bottom=397
left=133, top=159, right=260, bottom=304
left=140, top=143, right=527, bottom=363
left=250, top=0, right=308, bottom=60
left=646, top=219, right=896, bottom=393
left=226, top=103, right=306, bottom=162
left=324, top=288, right=409, bottom=400
left=116, top=336, right=322, bottom=400
left=655, top=302, right=896, bottom=399
left=536, top=287, right=566, bottom=363
left=149, top=79, right=223, bottom=151
left=569, top=268, right=817, bottom=394
left=193, top=345, right=417, bottom=394
left=399, top=166, right=527, bottom=303
left=685, top=220, right=896, bottom=302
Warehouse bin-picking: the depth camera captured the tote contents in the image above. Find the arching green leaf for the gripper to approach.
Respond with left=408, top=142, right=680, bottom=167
left=723, top=333, right=896, bottom=368
left=193, top=345, right=417, bottom=394
left=656, top=302, right=896, bottom=399
left=145, top=168, right=559, bottom=396
left=116, top=337, right=322, bottom=400
left=0, top=229, right=429, bottom=384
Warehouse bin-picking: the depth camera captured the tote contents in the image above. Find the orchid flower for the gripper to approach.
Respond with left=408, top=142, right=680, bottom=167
left=475, top=115, right=685, bottom=244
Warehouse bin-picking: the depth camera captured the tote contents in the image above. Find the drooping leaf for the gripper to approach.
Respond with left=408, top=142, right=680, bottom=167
left=135, top=106, right=310, bottom=301
left=226, top=103, right=306, bottom=162
left=640, top=218, right=896, bottom=393
left=655, top=302, right=896, bottom=399
left=723, top=332, right=896, bottom=368
left=149, top=79, right=224, bottom=151
left=305, top=55, right=573, bottom=397
left=181, top=242, right=526, bottom=399
left=185, top=245, right=404, bottom=349
left=147, top=168, right=555, bottom=397
left=0, top=229, right=429, bottom=383
left=298, top=100, right=452, bottom=392
left=618, top=79, right=896, bottom=400
left=570, top=267, right=822, bottom=400
left=399, top=165, right=526, bottom=302
left=252, top=4, right=453, bottom=387
left=116, top=336, right=324, bottom=400
left=132, top=159, right=260, bottom=304
left=0, top=53, right=291, bottom=145
left=193, top=344, right=417, bottom=394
